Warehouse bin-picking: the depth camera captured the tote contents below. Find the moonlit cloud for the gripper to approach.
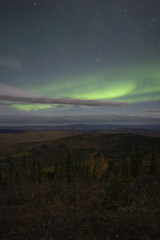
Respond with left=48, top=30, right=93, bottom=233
left=0, top=95, right=129, bottom=107
left=0, top=56, right=23, bottom=71
left=0, top=83, right=37, bottom=97
left=0, top=83, right=130, bottom=109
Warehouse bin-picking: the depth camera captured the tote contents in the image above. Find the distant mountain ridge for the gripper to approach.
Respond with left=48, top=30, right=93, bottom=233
left=0, top=124, right=160, bottom=131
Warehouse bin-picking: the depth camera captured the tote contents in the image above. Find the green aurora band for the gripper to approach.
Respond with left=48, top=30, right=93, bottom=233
left=12, top=104, right=53, bottom=111
left=12, top=64, right=160, bottom=111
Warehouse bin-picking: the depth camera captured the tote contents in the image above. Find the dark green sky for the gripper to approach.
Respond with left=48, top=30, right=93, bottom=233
left=0, top=0, right=160, bottom=125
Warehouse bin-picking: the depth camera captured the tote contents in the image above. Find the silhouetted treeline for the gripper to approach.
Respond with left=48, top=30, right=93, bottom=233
left=0, top=134, right=159, bottom=188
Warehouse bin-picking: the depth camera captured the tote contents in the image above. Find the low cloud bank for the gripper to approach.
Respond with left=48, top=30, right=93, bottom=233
left=0, top=114, right=159, bottom=126
left=0, top=83, right=130, bottom=107
left=0, top=95, right=129, bottom=107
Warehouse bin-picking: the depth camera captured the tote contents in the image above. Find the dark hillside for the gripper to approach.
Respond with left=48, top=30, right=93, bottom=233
left=0, top=130, right=82, bottom=144
left=4, top=133, right=159, bottom=167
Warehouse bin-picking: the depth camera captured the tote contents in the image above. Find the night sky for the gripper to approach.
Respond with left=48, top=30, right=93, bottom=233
left=0, top=0, right=160, bottom=125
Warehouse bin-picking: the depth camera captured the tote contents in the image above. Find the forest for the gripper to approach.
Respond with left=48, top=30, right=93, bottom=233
left=0, top=133, right=160, bottom=240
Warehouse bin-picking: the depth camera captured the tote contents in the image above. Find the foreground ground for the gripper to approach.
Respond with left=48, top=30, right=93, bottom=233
left=0, top=133, right=160, bottom=239
left=0, top=177, right=160, bottom=240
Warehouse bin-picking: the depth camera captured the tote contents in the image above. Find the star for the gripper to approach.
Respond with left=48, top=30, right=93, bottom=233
left=123, top=9, right=128, bottom=12
left=33, top=29, right=39, bottom=33
left=34, top=2, right=37, bottom=6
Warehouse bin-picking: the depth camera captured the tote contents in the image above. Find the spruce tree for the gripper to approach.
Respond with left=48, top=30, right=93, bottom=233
left=131, top=137, right=143, bottom=178
left=150, top=138, right=157, bottom=175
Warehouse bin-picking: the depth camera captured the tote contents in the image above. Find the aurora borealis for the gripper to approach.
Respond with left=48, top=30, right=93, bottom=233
left=31, top=64, right=160, bottom=101
left=0, top=0, right=160, bottom=125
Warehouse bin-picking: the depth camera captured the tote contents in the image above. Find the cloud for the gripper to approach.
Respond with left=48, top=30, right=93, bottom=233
left=0, top=56, right=23, bottom=71
left=0, top=95, right=129, bottom=107
left=146, top=109, right=160, bottom=113
left=0, top=83, right=39, bottom=97
left=0, top=83, right=130, bottom=108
